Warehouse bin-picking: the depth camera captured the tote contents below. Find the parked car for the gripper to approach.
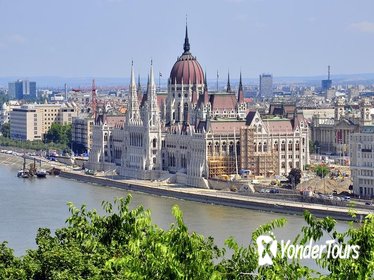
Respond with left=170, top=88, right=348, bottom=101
left=270, top=189, right=280, bottom=194
left=260, top=189, right=270, bottom=193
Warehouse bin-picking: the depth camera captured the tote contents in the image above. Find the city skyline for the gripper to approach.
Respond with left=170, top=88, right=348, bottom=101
left=1, top=0, right=374, bottom=79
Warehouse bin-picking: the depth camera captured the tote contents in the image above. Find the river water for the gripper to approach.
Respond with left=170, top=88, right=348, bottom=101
left=0, top=164, right=348, bottom=265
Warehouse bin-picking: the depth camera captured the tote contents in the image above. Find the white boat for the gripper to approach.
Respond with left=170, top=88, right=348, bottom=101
left=36, top=169, right=47, bottom=178
left=17, top=170, right=30, bottom=178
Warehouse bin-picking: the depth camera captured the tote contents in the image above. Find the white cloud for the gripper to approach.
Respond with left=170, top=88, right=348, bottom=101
left=350, top=21, right=374, bottom=33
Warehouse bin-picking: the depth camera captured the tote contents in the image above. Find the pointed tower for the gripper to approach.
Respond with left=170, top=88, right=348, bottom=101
left=167, top=21, right=204, bottom=125
left=127, top=61, right=140, bottom=124
left=360, top=98, right=372, bottom=127
left=203, top=70, right=209, bottom=104
left=237, top=72, right=244, bottom=103
left=147, top=60, right=159, bottom=127
left=183, top=23, right=190, bottom=54
left=137, top=74, right=143, bottom=104
left=226, top=72, right=231, bottom=93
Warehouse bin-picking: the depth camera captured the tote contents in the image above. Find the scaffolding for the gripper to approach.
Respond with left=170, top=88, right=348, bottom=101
left=208, top=156, right=237, bottom=179
left=240, top=127, right=279, bottom=177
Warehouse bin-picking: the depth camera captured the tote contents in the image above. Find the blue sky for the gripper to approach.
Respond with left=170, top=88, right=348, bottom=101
left=1, top=0, right=374, bottom=80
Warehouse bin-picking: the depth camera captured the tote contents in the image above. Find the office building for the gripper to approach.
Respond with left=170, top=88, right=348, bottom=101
left=259, top=74, right=273, bottom=97
left=9, top=103, right=77, bottom=141
left=8, top=80, right=37, bottom=100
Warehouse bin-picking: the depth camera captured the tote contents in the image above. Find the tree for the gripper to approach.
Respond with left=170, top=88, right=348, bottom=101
left=315, top=164, right=329, bottom=178
left=287, top=168, right=302, bottom=188
left=44, top=123, right=72, bottom=146
left=0, top=123, right=10, bottom=138
left=0, top=195, right=374, bottom=279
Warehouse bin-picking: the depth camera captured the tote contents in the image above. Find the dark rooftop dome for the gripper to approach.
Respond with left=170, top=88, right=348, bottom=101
left=169, top=24, right=204, bottom=85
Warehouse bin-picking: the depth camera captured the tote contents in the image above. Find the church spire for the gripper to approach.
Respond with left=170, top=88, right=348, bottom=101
left=127, top=61, right=140, bottom=123
left=147, top=60, right=159, bottom=126
left=227, top=71, right=231, bottom=93
left=238, top=72, right=244, bottom=103
left=183, top=19, right=190, bottom=54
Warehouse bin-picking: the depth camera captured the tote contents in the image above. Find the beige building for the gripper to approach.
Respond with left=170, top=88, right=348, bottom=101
left=350, top=126, right=374, bottom=198
left=10, top=103, right=77, bottom=141
left=71, top=117, right=94, bottom=151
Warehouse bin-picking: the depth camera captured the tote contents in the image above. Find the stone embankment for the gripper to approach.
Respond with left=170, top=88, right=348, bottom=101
left=60, top=170, right=371, bottom=222
left=1, top=149, right=370, bottom=222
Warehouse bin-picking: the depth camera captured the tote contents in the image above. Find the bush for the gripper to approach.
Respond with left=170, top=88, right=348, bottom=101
left=0, top=195, right=373, bottom=279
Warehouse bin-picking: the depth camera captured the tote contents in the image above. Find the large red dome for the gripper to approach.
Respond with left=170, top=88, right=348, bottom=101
left=170, top=53, right=204, bottom=84
left=169, top=24, right=204, bottom=85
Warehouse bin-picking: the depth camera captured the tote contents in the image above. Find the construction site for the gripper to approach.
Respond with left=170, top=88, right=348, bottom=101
left=207, top=127, right=279, bottom=180
left=240, top=127, right=279, bottom=178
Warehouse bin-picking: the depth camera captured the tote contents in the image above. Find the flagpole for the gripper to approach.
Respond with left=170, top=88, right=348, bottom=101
left=158, top=72, right=161, bottom=92
left=216, top=70, right=219, bottom=92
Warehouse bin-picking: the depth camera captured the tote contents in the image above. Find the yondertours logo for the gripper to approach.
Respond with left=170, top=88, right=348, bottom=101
left=256, top=233, right=360, bottom=266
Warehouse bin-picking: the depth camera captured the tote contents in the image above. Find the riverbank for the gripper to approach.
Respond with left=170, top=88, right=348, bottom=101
left=60, top=170, right=370, bottom=222
left=1, top=151, right=370, bottom=221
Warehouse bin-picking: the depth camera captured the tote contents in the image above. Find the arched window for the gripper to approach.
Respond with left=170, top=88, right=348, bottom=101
left=229, top=141, right=234, bottom=156
left=183, top=103, right=189, bottom=122
left=263, top=141, right=267, bottom=152
left=236, top=141, right=240, bottom=156
left=281, top=141, right=285, bottom=151
left=215, top=142, right=220, bottom=155
left=208, top=142, right=213, bottom=156
left=222, top=142, right=227, bottom=155
left=177, top=103, right=181, bottom=122
left=152, top=138, right=157, bottom=148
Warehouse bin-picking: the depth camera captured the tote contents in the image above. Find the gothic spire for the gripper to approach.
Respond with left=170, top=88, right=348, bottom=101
left=238, top=72, right=244, bottom=103
left=128, top=61, right=140, bottom=122
left=137, top=74, right=141, bottom=90
left=183, top=20, right=190, bottom=54
left=130, top=61, right=136, bottom=87
left=227, top=71, right=231, bottom=93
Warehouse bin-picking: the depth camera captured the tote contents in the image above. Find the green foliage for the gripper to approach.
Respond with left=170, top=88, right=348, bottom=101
left=0, top=136, right=67, bottom=151
left=0, top=123, right=10, bottom=138
left=0, top=195, right=373, bottom=279
left=0, top=92, right=8, bottom=108
left=315, top=164, right=330, bottom=178
left=287, top=168, right=302, bottom=187
left=310, top=140, right=316, bottom=154
left=44, top=123, right=72, bottom=146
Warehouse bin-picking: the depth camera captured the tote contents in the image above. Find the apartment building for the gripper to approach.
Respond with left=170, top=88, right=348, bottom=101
left=71, top=117, right=94, bottom=151
left=350, top=126, right=374, bottom=198
left=10, top=103, right=77, bottom=141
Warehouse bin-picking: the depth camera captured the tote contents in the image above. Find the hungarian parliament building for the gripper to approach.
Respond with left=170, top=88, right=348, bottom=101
left=87, top=26, right=310, bottom=188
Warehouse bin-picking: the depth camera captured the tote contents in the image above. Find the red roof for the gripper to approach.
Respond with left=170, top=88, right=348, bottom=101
left=106, top=115, right=125, bottom=128
left=210, top=121, right=246, bottom=134
left=266, top=120, right=294, bottom=134
left=170, top=53, right=204, bottom=84
left=210, top=94, right=238, bottom=111
left=157, top=94, right=167, bottom=108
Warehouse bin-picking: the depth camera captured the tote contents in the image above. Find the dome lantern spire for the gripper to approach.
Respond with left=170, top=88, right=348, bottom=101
left=183, top=17, right=190, bottom=54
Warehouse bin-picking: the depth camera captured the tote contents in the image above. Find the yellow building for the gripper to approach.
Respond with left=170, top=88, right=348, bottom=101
left=10, top=103, right=77, bottom=141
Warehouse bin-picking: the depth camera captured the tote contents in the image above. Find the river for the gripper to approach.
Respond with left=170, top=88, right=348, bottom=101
left=0, top=163, right=348, bottom=266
